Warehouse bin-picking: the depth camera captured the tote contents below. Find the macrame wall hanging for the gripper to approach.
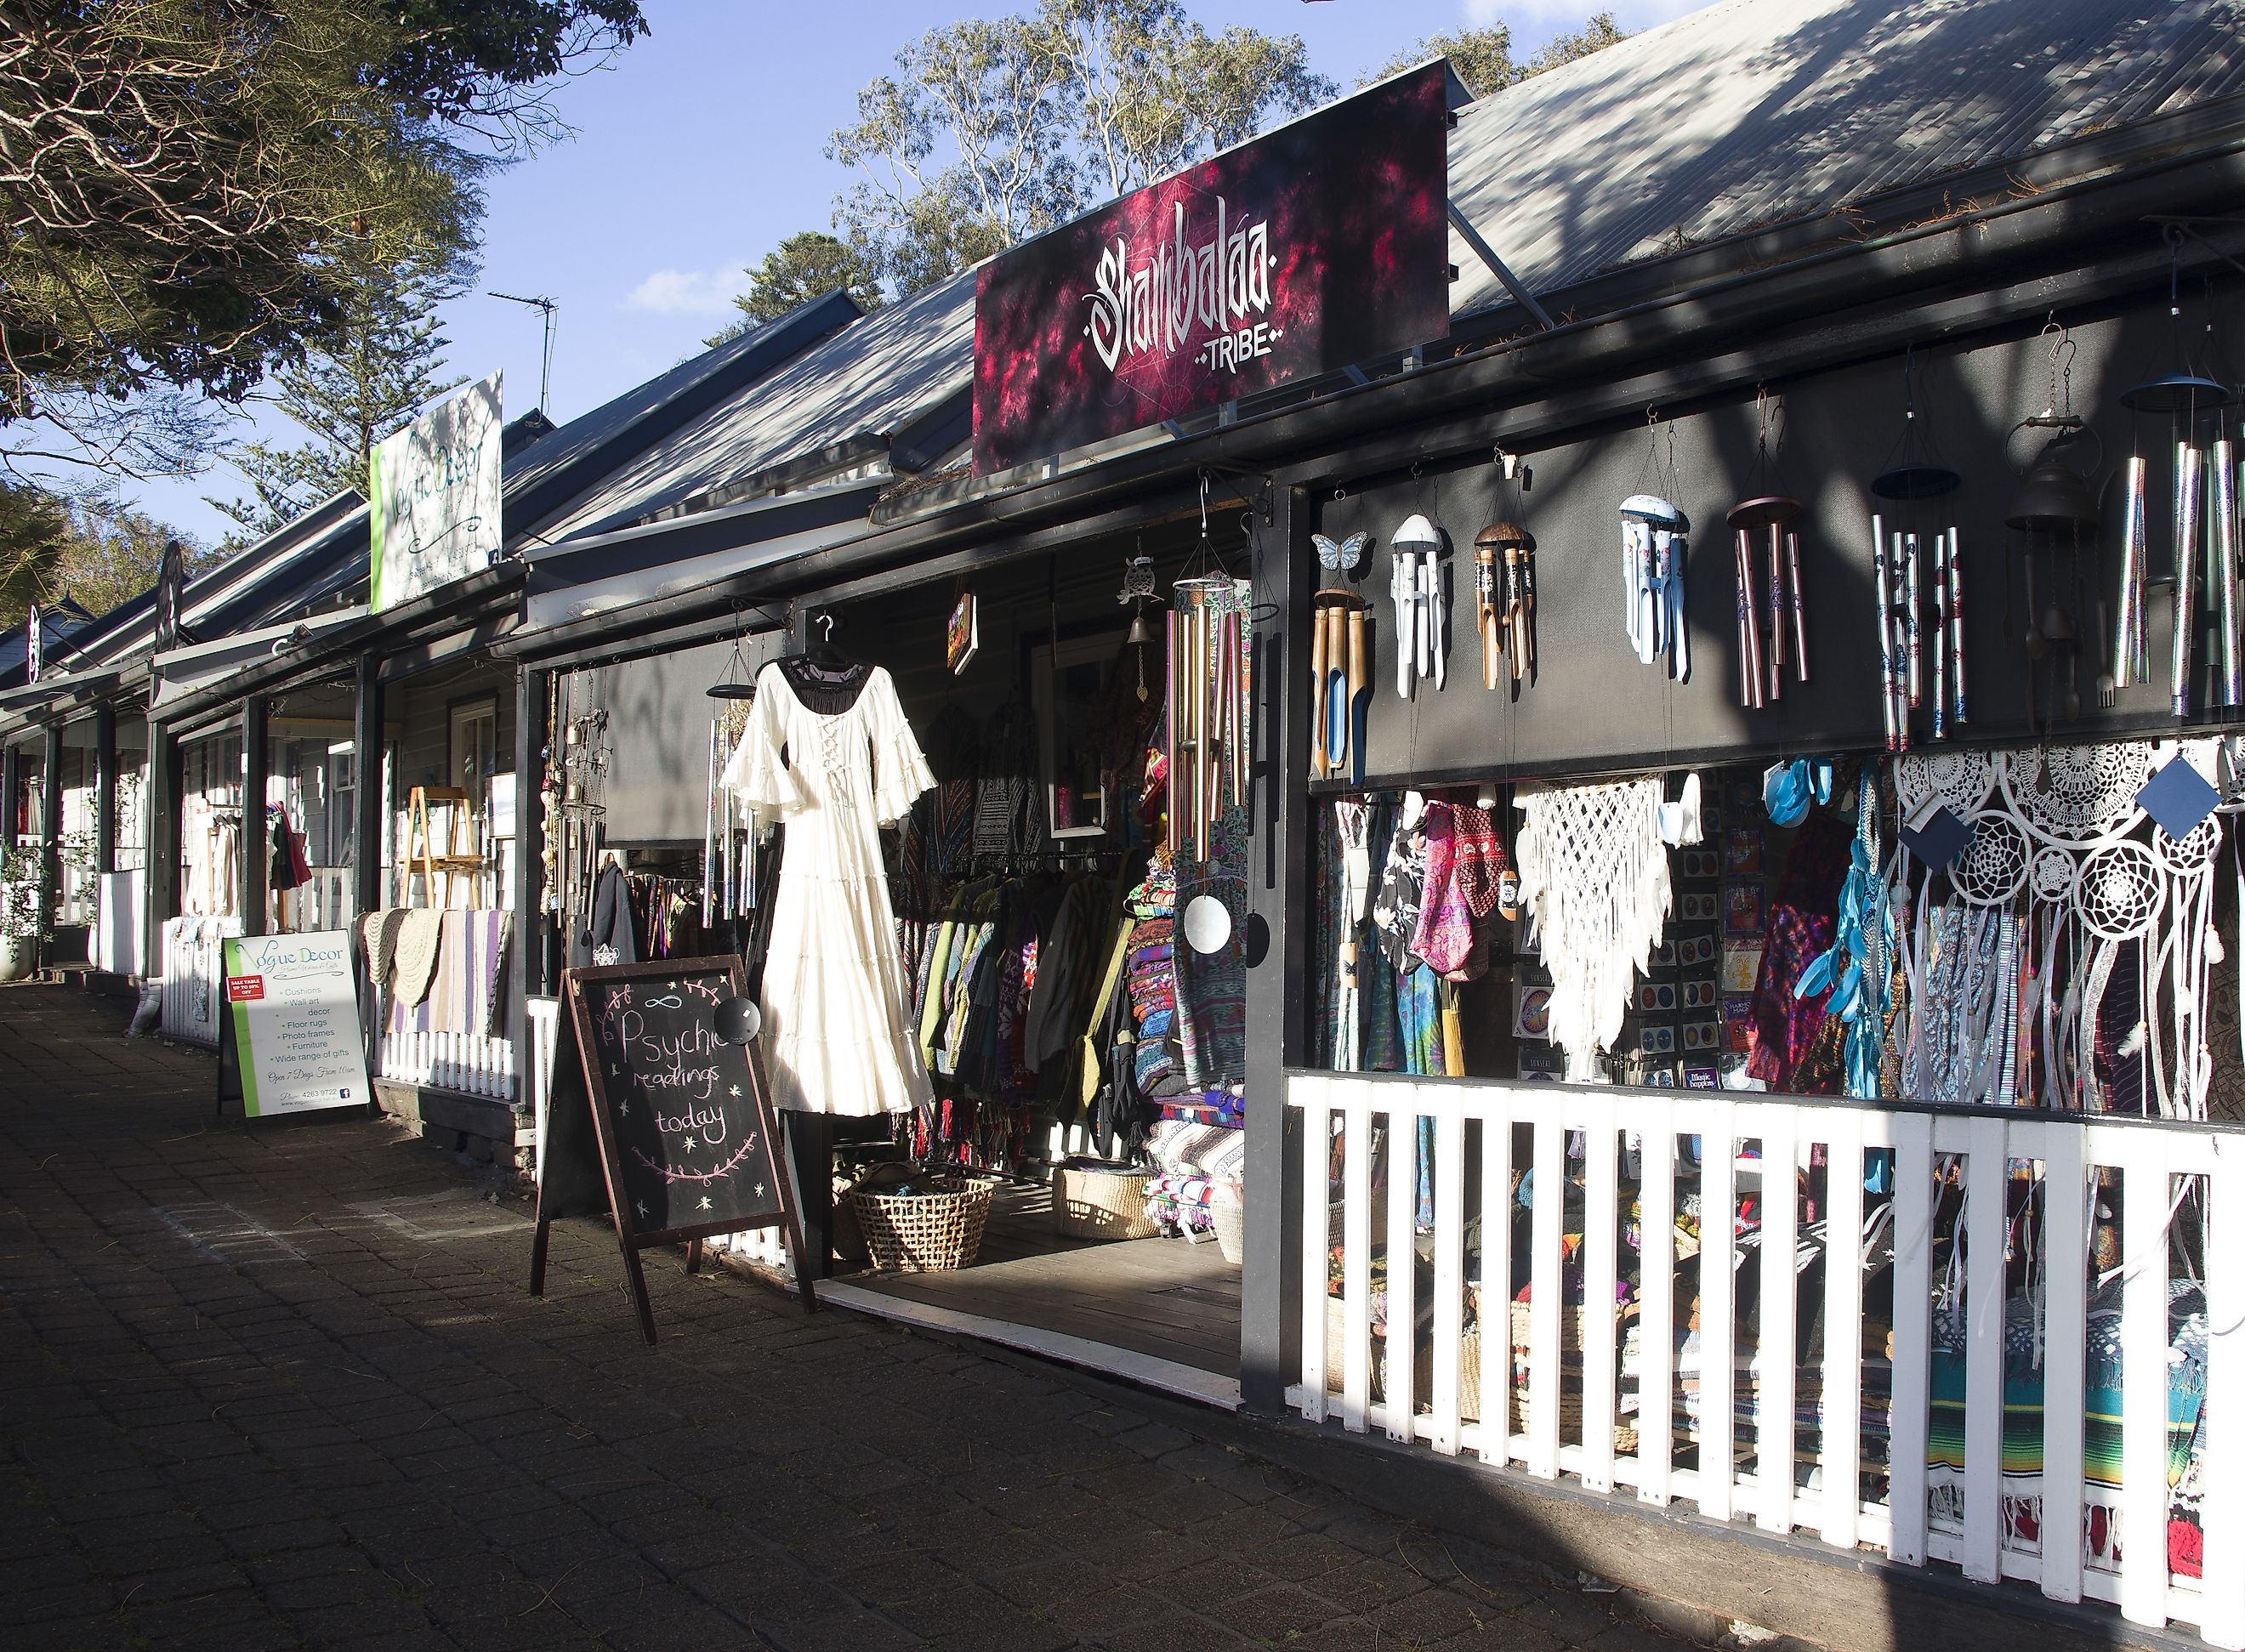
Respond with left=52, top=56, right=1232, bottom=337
left=1892, top=740, right=2225, bottom=1118
left=1514, top=776, right=1672, bottom=1080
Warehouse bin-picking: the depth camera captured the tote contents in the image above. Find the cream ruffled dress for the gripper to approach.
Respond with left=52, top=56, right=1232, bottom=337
left=722, top=660, right=935, bottom=1116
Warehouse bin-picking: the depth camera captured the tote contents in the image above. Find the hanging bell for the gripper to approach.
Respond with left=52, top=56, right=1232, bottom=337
left=1125, top=607, right=1152, bottom=647
left=2003, top=448, right=2101, bottom=534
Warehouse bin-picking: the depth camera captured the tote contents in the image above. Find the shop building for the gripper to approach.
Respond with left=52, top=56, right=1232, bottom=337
left=6, top=0, right=2244, bottom=1642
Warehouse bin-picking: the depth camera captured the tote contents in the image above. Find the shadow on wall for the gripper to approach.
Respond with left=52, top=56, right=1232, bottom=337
left=1316, top=284, right=2221, bottom=782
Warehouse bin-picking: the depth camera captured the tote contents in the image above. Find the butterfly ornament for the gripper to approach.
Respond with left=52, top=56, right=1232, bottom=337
left=1310, top=531, right=1371, bottom=781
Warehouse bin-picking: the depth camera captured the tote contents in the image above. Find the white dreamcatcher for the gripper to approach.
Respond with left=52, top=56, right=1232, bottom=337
left=1893, top=739, right=2225, bottom=1118
left=1514, top=777, right=1671, bottom=1081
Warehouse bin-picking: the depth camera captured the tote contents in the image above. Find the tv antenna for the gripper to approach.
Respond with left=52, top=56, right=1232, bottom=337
left=488, top=291, right=557, bottom=412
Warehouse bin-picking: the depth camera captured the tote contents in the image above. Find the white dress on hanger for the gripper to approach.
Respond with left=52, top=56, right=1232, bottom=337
left=723, top=659, right=935, bottom=1116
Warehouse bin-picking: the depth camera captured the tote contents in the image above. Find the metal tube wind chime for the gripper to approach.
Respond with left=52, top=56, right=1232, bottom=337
left=2114, top=233, right=2238, bottom=717
left=1310, top=531, right=1370, bottom=781
left=2003, top=326, right=2100, bottom=730
left=1725, top=393, right=1808, bottom=712
left=1167, top=482, right=1251, bottom=862
left=702, top=637, right=759, bottom=926
left=1870, top=354, right=1964, bottom=747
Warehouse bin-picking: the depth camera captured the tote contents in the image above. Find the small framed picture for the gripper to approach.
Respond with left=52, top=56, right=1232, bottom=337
left=1724, top=998, right=1756, bottom=1053
left=1680, top=891, right=1719, bottom=924
left=1650, top=938, right=1677, bottom=969
left=1683, top=1018, right=1721, bottom=1051
left=1725, top=827, right=1765, bottom=877
left=1679, top=933, right=1718, bottom=967
left=1725, top=884, right=1765, bottom=936
left=1638, top=981, right=1679, bottom=1013
left=1684, top=1061, right=1719, bottom=1090
left=1679, top=848, right=1720, bottom=882
left=1639, top=1023, right=1678, bottom=1055
left=1682, top=977, right=1718, bottom=1009
left=1721, top=940, right=1763, bottom=994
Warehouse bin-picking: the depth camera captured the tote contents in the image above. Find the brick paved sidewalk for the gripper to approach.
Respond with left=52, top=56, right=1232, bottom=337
left=0, top=984, right=1697, bottom=1652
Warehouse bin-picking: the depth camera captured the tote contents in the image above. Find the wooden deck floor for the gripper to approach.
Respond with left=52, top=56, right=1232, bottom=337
left=827, top=1181, right=1243, bottom=1404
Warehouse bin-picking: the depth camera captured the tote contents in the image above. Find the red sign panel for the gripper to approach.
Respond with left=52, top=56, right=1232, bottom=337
left=972, top=64, right=1453, bottom=475
left=228, top=976, right=265, bottom=1002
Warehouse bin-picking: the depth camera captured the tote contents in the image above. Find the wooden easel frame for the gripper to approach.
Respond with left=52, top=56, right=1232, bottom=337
left=529, top=956, right=815, bottom=1343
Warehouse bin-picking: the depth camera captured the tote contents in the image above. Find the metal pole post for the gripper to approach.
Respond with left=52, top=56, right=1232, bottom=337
left=145, top=721, right=181, bottom=979
left=510, top=665, right=549, bottom=1129
left=241, top=695, right=269, bottom=937
left=352, top=653, right=385, bottom=917
left=37, top=722, right=62, bottom=968
left=94, top=704, right=117, bottom=877
left=1241, top=484, right=1313, bottom=1415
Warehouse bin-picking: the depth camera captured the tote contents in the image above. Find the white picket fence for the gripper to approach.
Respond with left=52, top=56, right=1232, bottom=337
left=158, top=916, right=241, bottom=1046
left=375, top=1026, right=516, bottom=1101
left=1287, top=1075, right=2242, bottom=1646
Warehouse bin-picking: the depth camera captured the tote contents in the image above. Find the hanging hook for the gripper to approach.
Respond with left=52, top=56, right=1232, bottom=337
left=817, top=613, right=834, bottom=641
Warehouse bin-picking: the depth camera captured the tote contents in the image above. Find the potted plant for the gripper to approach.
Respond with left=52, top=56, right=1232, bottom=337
left=0, top=843, right=42, bottom=984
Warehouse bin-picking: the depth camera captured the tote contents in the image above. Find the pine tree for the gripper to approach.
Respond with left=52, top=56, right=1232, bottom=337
left=211, top=252, right=469, bottom=541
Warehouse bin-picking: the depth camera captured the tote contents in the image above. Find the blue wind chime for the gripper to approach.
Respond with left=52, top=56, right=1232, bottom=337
left=1792, top=768, right=1894, bottom=1099
left=1310, top=530, right=1370, bottom=782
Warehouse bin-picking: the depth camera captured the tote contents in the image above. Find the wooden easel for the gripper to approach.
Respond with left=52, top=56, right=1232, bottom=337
left=403, top=785, right=484, bottom=907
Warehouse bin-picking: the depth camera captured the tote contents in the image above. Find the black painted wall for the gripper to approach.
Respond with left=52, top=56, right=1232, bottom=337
left=1311, top=293, right=2241, bottom=786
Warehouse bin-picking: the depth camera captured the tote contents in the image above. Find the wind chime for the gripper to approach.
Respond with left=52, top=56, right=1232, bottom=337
left=2004, top=326, right=2101, bottom=733
left=1388, top=512, right=1446, bottom=698
left=702, top=633, right=759, bottom=927
left=1167, top=477, right=1251, bottom=863
left=1474, top=449, right=1536, bottom=690
left=1309, top=530, right=1369, bottom=781
left=2113, top=230, right=2237, bottom=718
left=1117, top=552, right=1162, bottom=704
left=1725, top=390, right=1809, bottom=712
left=1620, top=414, right=1689, bottom=679
left=1870, top=350, right=1964, bottom=744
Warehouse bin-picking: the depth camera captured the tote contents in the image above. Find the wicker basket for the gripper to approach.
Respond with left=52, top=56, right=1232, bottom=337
left=1052, top=1161, right=1160, bottom=1241
left=1210, top=1201, right=1245, bottom=1264
left=849, top=1176, right=995, bottom=1273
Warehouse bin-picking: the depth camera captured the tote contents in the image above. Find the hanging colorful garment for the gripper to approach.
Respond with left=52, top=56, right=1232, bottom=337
left=1513, top=778, right=1671, bottom=1080
left=1747, top=808, right=1850, bottom=1091
left=1793, top=768, right=1893, bottom=1100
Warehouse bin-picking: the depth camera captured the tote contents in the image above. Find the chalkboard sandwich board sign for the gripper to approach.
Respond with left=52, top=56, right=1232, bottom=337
left=530, top=955, right=813, bottom=1343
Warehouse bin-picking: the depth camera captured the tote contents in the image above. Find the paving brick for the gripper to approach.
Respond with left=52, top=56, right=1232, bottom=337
left=0, top=985, right=1702, bottom=1652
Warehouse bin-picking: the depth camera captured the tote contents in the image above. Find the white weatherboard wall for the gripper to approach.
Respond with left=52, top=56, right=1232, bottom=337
left=1287, top=1074, right=2242, bottom=1647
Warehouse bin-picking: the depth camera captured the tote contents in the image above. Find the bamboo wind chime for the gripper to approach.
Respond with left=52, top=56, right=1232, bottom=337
left=1310, top=532, right=1370, bottom=781
left=1474, top=520, right=1535, bottom=687
left=1168, top=575, right=1252, bottom=862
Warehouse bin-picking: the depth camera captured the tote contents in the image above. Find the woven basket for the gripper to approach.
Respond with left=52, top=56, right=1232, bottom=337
left=1210, top=1201, right=1245, bottom=1264
left=849, top=1177, right=994, bottom=1273
left=1052, top=1161, right=1161, bottom=1241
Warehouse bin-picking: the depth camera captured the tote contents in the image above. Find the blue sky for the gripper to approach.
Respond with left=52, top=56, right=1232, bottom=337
left=139, top=0, right=1698, bottom=544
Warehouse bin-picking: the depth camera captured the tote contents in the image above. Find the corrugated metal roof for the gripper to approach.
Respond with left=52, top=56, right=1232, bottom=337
left=526, top=0, right=2245, bottom=555
left=522, top=273, right=977, bottom=543
left=1446, top=0, right=2245, bottom=317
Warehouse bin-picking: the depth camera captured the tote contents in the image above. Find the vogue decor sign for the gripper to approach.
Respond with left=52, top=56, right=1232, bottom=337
left=973, top=64, right=1452, bottom=475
